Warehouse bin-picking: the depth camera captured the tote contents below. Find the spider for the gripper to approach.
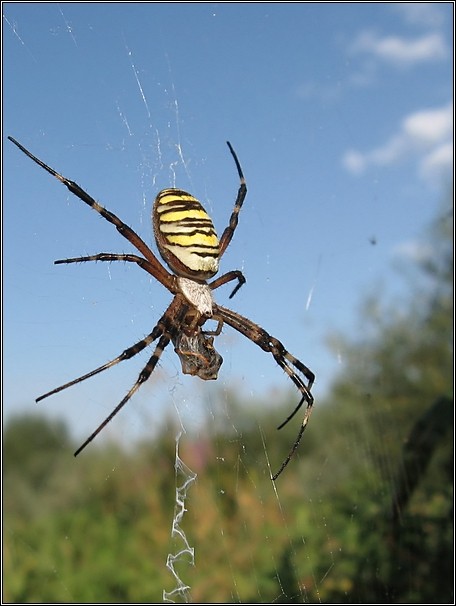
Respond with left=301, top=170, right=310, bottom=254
left=8, top=136, right=315, bottom=480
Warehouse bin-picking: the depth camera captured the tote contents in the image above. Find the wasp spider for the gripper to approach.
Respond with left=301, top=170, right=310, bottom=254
left=8, top=136, right=315, bottom=480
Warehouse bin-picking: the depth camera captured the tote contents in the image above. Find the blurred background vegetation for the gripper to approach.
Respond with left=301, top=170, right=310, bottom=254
left=3, top=198, right=453, bottom=603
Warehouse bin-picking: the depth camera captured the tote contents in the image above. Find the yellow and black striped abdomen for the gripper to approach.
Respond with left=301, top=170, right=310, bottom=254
left=153, top=188, right=220, bottom=280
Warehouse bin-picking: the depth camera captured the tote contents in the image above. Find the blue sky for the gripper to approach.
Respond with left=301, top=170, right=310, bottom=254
left=4, top=3, right=453, bottom=449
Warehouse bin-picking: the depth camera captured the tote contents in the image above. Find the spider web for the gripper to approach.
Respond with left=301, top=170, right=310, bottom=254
left=3, top=20, right=348, bottom=602
left=117, top=46, right=317, bottom=602
left=163, top=432, right=197, bottom=603
left=5, top=6, right=451, bottom=604
left=90, top=43, right=200, bottom=601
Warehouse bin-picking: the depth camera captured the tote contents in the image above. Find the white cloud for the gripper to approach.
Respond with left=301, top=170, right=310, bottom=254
left=295, top=79, right=342, bottom=102
left=350, top=31, right=447, bottom=67
left=342, top=150, right=366, bottom=175
left=392, top=3, right=446, bottom=28
left=419, top=142, right=454, bottom=180
left=392, top=239, right=434, bottom=264
left=342, top=103, right=453, bottom=183
left=403, top=104, right=454, bottom=145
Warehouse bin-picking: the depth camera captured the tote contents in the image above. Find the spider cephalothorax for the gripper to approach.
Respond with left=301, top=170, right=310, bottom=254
left=8, top=136, right=315, bottom=480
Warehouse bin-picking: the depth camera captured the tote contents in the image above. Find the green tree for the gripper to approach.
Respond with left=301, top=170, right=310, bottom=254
left=301, top=199, right=453, bottom=603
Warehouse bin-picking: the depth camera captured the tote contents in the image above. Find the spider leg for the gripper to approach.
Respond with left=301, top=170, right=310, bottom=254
left=74, top=333, right=171, bottom=456
left=36, top=296, right=186, bottom=402
left=54, top=253, right=161, bottom=278
left=209, top=270, right=246, bottom=299
left=214, top=304, right=314, bottom=480
left=218, top=142, right=247, bottom=258
left=8, top=136, right=174, bottom=291
left=199, top=318, right=223, bottom=336
left=75, top=298, right=191, bottom=455
left=268, top=336, right=314, bottom=427
left=36, top=324, right=164, bottom=402
left=215, top=304, right=314, bottom=396
left=271, top=423, right=308, bottom=482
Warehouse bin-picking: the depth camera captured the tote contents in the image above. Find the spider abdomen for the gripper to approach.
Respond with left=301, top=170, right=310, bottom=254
left=153, top=188, right=220, bottom=280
